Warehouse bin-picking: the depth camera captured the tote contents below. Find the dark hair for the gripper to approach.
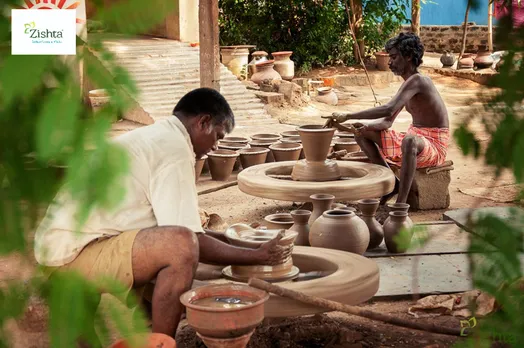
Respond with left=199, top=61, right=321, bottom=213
left=173, top=88, right=235, bottom=132
left=385, top=32, right=425, bottom=68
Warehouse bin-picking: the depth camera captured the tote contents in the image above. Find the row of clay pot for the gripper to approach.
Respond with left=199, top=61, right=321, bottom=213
left=261, top=194, right=414, bottom=254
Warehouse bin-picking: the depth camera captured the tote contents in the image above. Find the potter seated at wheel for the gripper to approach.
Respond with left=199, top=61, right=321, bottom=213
left=32, top=88, right=286, bottom=344
left=324, top=32, right=450, bottom=215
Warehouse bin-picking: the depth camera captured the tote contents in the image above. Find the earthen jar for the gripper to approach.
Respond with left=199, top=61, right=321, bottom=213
left=249, top=139, right=277, bottom=162
left=315, top=87, right=338, bottom=106
left=239, top=147, right=269, bottom=169
left=383, top=211, right=414, bottom=253
left=207, top=149, right=239, bottom=181
left=195, top=155, right=208, bottom=182
left=375, top=51, right=389, bottom=71
left=334, top=140, right=360, bottom=153
left=269, top=142, right=302, bottom=162
left=264, top=213, right=294, bottom=230
left=459, top=53, right=474, bottom=69
left=440, top=51, right=456, bottom=67
left=309, top=210, right=370, bottom=255
left=289, top=210, right=311, bottom=246
left=308, top=193, right=335, bottom=225
left=357, top=199, right=384, bottom=250
left=384, top=202, right=413, bottom=226
left=474, top=47, right=494, bottom=69
left=248, top=51, right=268, bottom=77
left=217, top=141, right=249, bottom=171
left=272, top=51, right=295, bottom=80
left=223, top=136, right=250, bottom=145
left=250, top=60, right=282, bottom=85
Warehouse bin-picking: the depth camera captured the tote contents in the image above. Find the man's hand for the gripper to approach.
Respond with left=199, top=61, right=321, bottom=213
left=254, top=233, right=292, bottom=265
left=321, top=112, right=350, bottom=123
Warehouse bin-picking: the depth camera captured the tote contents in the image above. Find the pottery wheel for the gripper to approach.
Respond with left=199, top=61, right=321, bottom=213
left=238, top=161, right=395, bottom=202
left=221, top=266, right=300, bottom=283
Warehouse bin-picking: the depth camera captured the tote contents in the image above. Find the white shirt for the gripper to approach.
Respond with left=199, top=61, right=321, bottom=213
left=34, top=117, right=204, bottom=267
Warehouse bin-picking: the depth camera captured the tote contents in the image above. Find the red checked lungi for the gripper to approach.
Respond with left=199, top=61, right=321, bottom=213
left=379, top=125, right=450, bottom=168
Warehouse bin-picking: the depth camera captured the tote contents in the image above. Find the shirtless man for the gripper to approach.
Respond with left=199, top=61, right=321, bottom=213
left=324, top=32, right=449, bottom=209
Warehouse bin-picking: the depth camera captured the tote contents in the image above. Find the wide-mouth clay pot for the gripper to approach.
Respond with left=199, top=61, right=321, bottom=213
left=269, top=142, right=302, bottom=162
left=387, top=202, right=410, bottom=213
left=195, top=155, right=208, bottom=182
left=297, top=125, right=336, bottom=162
left=225, top=223, right=297, bottom=248
left=251, top=133, right=282, bottom=142
left=279, top=136, right=301, bottom=143
left=218, top=141, right=249, bottom=151
left=239, top=147, right=269, bottom=169
left=207, top=149, right=239, bottom=181
left=280, top=130, right=300, bottom=138
left=179, top=284, right=269, bottom=338
left=249, top=140, right=277, bottom=163
left=223, top=136, right=250, bottom=145
left=264, top=213, right=295, bottom=230
left=357, top=199, right=380, bottom=215
left=334, top=140, right=360, bottom=153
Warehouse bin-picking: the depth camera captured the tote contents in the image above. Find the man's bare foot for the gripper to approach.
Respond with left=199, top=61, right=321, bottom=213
left=379, top=179, right=400, bottom=206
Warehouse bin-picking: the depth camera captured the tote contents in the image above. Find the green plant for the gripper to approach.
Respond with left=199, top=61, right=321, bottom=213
left=0, top=0, right=177, bottom=346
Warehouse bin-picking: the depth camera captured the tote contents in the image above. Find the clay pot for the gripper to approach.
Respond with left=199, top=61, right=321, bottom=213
left=289, top=210, right=311, bottom=246
left=220, top=46, right=251, bottom=79
left=345, top=151, right=370, bottom=163
left=218, top=141, right=248, bottom=171
left=239, top=147, right=269, bottom=169
left=264, top=213, right=294, bottom=230
left=279, top=137, right=305, bottom=159
left=269, top=142, right=302, bottom=162
left=315, top=87, right=338, bottom=106
left=383, top=211, right=414, bottom=253
left=251, top=60, right=282, bottom=85
left=179, top=283, right=269, bottom=339
left=272, top=51, right=295, bottom=80
left=251, top=133, right=281, bottom=142
left=385, top=202, right=413, bottom=226
left=308, top=193, right=335, bottom=226
left=459, top=53, right=474, bottom=69
left=249, top=140, right=276, bottom=163
left=280, top=130, right=299, bottom=138
left=357, top=199, right=384, bottom=250
left=297, top=125, right=335, bottom=162
left=109, top=333, right=176, bottom=348
left=248, top=51, right=268, bottom=77
left=474, top=47, right=494, bottom=69
left=334, top=140, right=360, bottom=153
left=375, top=51, right=389, bottom=71
left=309, top=210, right=370, bottom=255
left=223, top=136, right=250, bottom=145
left=440, top=51, right=456, bottom=67
left=207, top=149, right=239, bottom=181
left=195, top=155, right=207, bottom=182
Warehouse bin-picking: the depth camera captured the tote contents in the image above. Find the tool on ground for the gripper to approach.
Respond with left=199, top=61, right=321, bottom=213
left=248, top=277, right=463, bottom=337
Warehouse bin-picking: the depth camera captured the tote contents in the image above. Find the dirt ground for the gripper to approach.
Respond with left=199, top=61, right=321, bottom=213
left=1, top=69, right=521, bottom=347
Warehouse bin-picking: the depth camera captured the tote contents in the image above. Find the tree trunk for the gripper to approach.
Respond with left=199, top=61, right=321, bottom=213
left=349, top=0, right=364, bottom=61
left=411, top=0, right=421, bottom=36
left=457, top=0, right=472, bottom=69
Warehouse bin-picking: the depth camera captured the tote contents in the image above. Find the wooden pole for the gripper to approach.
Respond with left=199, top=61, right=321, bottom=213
left=411, top=0, right=421, bottom=36
left=248, top=278, right=463, bottom=337
left=457, top=0, right=472, bottom=69
left=199, top=0, right=220, bottom=90
left=488, top=0, right=494, bottom=52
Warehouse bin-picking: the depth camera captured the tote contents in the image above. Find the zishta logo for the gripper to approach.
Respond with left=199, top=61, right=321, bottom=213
left=24, top=21, right=64, bottom=41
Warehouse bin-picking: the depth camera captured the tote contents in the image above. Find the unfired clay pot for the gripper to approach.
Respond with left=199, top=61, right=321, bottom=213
left=251, top=133, right=282, bottom=142
left=280, top=130, right=299, bottom=138
left=315, top=87, right=338, bottom=106
left=335, top=206, right=357, bottom=213
left=250, top=60, right=282, bottom=85
left=239, top=147, right=269, bottom=169
left=357, top=199, right=384, bottom=250
left=309, top=210, right=370, bottom=255
left=384, top=202, right=413, bottom=226
left=383, top=211, right=413, bottom=253
left=269, top=142, right=302, bottom=162
left=289, top=210, right=311, bottom=246
left=334, top=140, right=360, bottom=153
left=335, top=131, right=355, bottom=139
left=297, top=125, right=334, bottom=161
left=264, top=213, right=294, bottom=230
left=218, top=141, right=248, bottom=171
left=272, top=51, right=295, bottom=80
left=249, top=139, right=277, bottom=163
left=195, top=155, right=208, bottom=182
left=223, top=136, right=250, bottom=145
left=207, top=149, right=239, bottom=181
left=308, top=193, right=335, bottom=226
left=279, top=137, right=305, bottom=159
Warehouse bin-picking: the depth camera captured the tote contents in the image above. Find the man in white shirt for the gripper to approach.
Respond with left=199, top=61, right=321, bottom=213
left=34, top=88, right=285, bottom=340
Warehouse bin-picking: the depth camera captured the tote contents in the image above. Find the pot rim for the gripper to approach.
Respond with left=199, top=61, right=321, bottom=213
left=387, top=202, right=410, bottom=210
left=264, top=213, right=293, bottom=222
left=269, top=143, right=302, bottom=151
left=223, top=136, right=250, bottom=143
left=310, top=193, right=335, bottom=201
left=297, top=125, right=335, bottom=133
left=239, top=147, right=270, bottom=155
left=251, top=133, right=281, bottom=140
left=358, top=198, right=380, bottom=205
left=281, top=131, right=300, bottom=137
left=272, top=51, right=293, bottom=56
left=255, top=59, right=275, bottom=66
left=322, top=209, right=356, bottom=218
left=290, top=209, right=312, bottom=216
left=389, top=211, right=408, bottom=217
left=334, top=140, right=358, bottom=145
left=207, top=149, right=239, bottom=158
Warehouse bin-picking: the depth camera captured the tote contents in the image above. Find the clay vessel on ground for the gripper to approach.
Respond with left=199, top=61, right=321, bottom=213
left=250, top=60, right=282, bottom=85
left=474, top=47, right=494, bottom=69
left=195, top=155, right=208, bottom=182
left=207, top=149, right=239, bottom=181
left=280, top=136, right=305, bottom=159
left=272, top=51, right=295, bottom=80
left=308, top=193, right=335, bottom=225
left=357, top=199, right=384, bottom=250
left=280, top=130, right=299, bottom=138
left=264, top=213, right=294, bottom=230
left=223, top=136, right=250, bottom=145
left=109, top=333, right=176, bottom=348
left=315, top=87, right=338, bottom=106
left=251, top=133, right=281, bottom=142
left=289, top=210, right=311, bottom=246
left=220, top=46, right=251, bottom=79
left=217, top=142, right=248, bottom=171
left=248, top=50, right=268, bottom=77
left=239, top=147, right=269, bottom=169
left=179, top=283, right=269, bottom=339
left=375, top=51, right=389, bottom=71
left=269, top=142, right=302, bottom=162
left=459, top=53, right=475, bottom=69
left=334, top=140, right=360, bottom=153
left=383, top=211, right=414, bottom=253
left=384, top=202, right=413, bottom=226
left=309, top=210, right=370, bottom=255
left=296, top=125, right=335, bottom=162
left=249, top=139, right=277, bottom=162
left=440, top=51, right=456, bottom=67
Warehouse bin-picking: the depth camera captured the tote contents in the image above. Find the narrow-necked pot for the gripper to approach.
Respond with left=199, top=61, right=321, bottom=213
left=264, top=213, right=294, bottom=230
left=357, top=198, right=384, bottom=250
left=269, top=142, right=302, bottom=162
left=249, top=139, right=277, bottom=162
left=289, top=210, right=311, bottom=246
left=309, top=193, right=335, bottom=225
left=195, top=155, right=208, bottom=182
left=207, top=149, right=239, bottom=181
left=383, top=211, right=414, bottom=253
left=239, top=147, right=269, bottom=169
left=297, top=125, right=335, bottom=162
left=385, top=202, right=413, bottom=226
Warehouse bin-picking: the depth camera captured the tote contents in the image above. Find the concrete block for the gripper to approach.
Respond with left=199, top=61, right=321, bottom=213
left=253, top=91, right=285, bottom=105
left=391, top=164, right=452, bottom=211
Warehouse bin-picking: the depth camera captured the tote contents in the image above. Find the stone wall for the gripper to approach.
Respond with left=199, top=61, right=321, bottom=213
left=403, top=25, right=498, bottom=53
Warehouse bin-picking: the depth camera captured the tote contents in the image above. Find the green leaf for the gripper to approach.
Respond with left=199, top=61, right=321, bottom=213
left=453, top=125, right=481, bottom=158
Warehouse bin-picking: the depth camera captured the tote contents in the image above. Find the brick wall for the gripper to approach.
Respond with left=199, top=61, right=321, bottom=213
left=403, top=25, right=498, bottom=53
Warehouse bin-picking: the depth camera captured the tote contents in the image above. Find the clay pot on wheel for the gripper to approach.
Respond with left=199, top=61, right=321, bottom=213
left=239, top=147, right=269, bottom=169
left=357, top=199, right=384, bottom=250
left=272, top=51, right=295, bottom=80
left=269, top=142, right=302, bottom=162
left=264, top=213, right=294, bottom=230
left=474, top=47, right=494, bottom=69
left=251, top=60, right=282, bottom=85
left=195, top=155, right=207, bottom=182
left=310, top=210, right=370, bottom=255
left=308, top=193, right=335, bottom=225
left=383, top=211, right=414, bottom=253
left=289, top=210, right=311, bottom=246
left=440, top=51, right=456, bottom=67
left=207, top=149, right=239, bottom=181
